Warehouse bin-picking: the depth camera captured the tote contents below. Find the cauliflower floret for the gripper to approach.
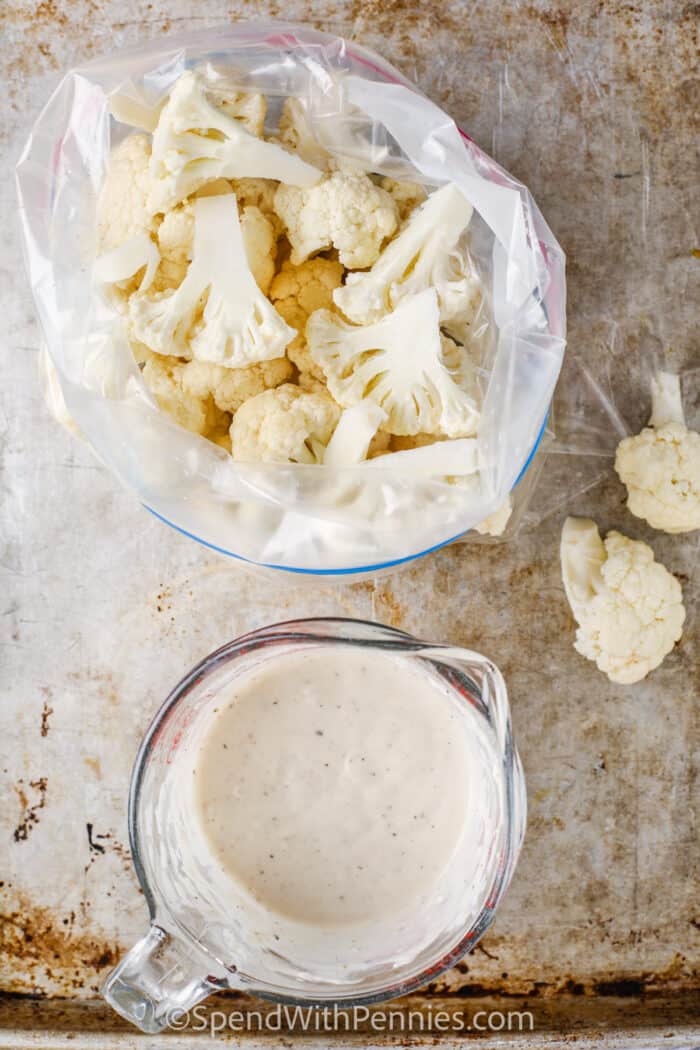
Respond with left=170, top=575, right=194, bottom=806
left=334, top=183, right=476, bottom=326
left=615, top=372, right=700, bottom=534
left=97, top=134, right=159, bottom=251
left=230, top=383, right=340, bottom=464
left=94, top=232, right=160, bottom=301
left=216, top=90, right=267, bottom=137
left=96, top=136, right=161, bottom=305
left=297, top=372, right=332, bottom=395
left=239, top=206, right=277, bottom=295
left=142, top=354, right=229, bottom=437
left=155, top=199, right=277, bottom=294
left=148, top=71, right=320, bottom=214
left=560, top=517, right=685, bottom=684
left=323, top=403, right=389, bottom=466
left=307, top=288, right=480, bottom=437
left=269, top=257, right=344, bottom=381
left=278, top=97, right=334, bottom=171
left=274, top=172, right=398, bottom=268
left=155, top=205, right=194, bottom=290
left=269, top=257, right=345, bottom=316
left=181, top=357, right=293, bottom=414
left=231, top=178, right=284, bottom=235
left=131, top=195, right=293, bottom=367
left=380, top=176, right=428, bottom=223
left=474, top=497, right=513, bottom=537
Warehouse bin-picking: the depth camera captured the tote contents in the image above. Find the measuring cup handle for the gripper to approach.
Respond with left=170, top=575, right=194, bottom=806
left=101, top=924, right=219, bottom=1034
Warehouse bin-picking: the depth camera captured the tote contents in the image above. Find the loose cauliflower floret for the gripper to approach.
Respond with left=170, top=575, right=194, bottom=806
left=155, top=199, right=277, bottom=294
left=97, top=134, right=159, bottom=251
left=142, top=354, right=229, bottom=437
left=380, top=176, right=428, bottom=223
left=615, top=372, right=700, bottom=534
left=181, top=357, right=293, bottom=414
left=230, top=384, right=340, bottom=464
left=560, top=517, right=685, bottom=685
left=269, top=257, right=344, bottom=382
left=274, top=172, right=398, bottom=268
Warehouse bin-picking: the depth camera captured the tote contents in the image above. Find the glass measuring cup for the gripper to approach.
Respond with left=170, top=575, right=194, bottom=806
left=102, top=619, right=526, bottom=1033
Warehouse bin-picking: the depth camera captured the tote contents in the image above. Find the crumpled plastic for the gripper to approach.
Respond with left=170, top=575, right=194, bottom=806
left=16, top=21, right=567, bottom=574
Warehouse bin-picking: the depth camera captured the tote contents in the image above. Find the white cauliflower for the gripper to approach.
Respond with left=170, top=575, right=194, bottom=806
left=230, top=383, right=340, bottom=464
left=180, top=357, right=293, bottom=414
left=306, top=288, right=480, bottom=437
left=230, top=178, right=284, bottom=235
left=560, top=517, right=685, bottom=684
left=278, top=97, right=333, bottom=171
left=324, top=403, right=388, bottom=467
left=94, top=232, right=160, bottom=295
left=155, top=198, right=277, bottom=294
left=130, top=194, right=294, bottom=367
left=215, top=89, right=267, bottom=137
left=274, top=171, right=398, bottom=268
left=154, top=204, right=194, bottom=290
left=333, top=182, right=476, bottom=326
left=474, top=497, right=513, bottom=537
left=359, top=438, right=479, bottom=475
left=239, top=206, right=277, bottom=295
left=380, top=176, right=428, bottom=223
left=97, top=134, right=158, bottom=250
left=615, top=371, right=700, bottom=534
left=142, top=354, right=229, bottom=437
left=148, top=71, right=321, bottom=214
left=268, top=257, right=345, bottom=381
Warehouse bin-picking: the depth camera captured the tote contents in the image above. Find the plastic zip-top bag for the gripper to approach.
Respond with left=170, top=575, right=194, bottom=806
left=16, top=22, right=566, bottom=575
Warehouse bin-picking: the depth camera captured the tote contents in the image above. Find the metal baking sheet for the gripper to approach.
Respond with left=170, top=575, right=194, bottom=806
left=1, top=0, right=698, bottom=1045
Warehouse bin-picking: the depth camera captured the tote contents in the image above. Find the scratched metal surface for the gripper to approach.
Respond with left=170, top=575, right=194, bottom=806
left=1, top=0, right=699, bottom=1041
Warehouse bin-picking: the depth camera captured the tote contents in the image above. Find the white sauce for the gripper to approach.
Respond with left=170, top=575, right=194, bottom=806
left=194, top=646, right=487, bottom=919
left=181, top=644, right=501, bottom=982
